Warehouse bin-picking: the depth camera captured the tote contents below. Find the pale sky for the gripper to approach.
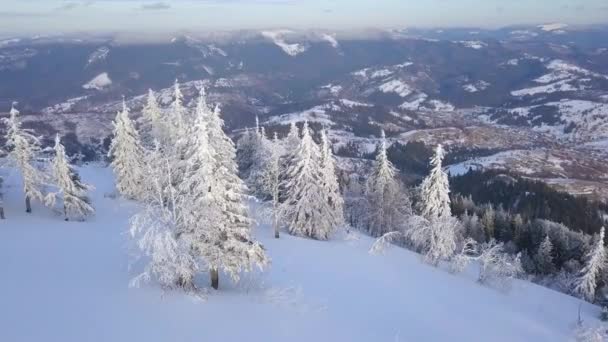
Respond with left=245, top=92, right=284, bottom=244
left=1, top=0, right=607, bottom=36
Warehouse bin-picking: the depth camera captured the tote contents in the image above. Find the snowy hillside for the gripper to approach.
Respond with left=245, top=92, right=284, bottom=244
left=0, top=165, right=603, bottom=342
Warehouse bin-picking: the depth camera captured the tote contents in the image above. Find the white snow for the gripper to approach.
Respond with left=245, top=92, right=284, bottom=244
left=86, top=46, right=110, bottom=67
left=261, top=31, right=308, bottom=57
left=371, top=69, right=393, bottom=79
left=320, top=33, right=339, bottom=48
left=426, top=99, right=455, bottom=112
left=458, top=41, right=487, bottom=49
left=511, top=79, right=578, bottom=96
left=463, top=81, right=490, bottom=93
left=399, top=93, right=428, bottom=110
left=511, top=59, right=607, bottom=97
left=538, top=23, right=568, bottom=32
left=83, top=72, right=112, bottom=90
left=0, top=165, right=602, bottom=342
left=339, top=99, right=373, bottom=108
left=266, top=103, right=338, bottom=125
left=42, top=96, right=89, bottom=114
left=320, top=84, right=342, bottom=96
left=0, top=38, right=21, bottom=48
left=378, top=79, right=413, bottom=97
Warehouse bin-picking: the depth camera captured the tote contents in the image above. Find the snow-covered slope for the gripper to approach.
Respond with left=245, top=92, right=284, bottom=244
left=261, top=31, right=308, bottom=57
left=83, top=72, right=112, bottom=90
left=0, top=166, right=602, bottom=342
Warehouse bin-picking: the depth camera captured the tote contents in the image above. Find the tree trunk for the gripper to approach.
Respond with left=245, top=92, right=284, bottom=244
left=25, top=196, right=31, bottom=213
left=0, top=206, right=4, bottom=219
left=273, top=211, right=279, bottom=239
left=210, top=268, right=219, bottom=290
left=64, top=205, right=69, bottom=221
left=175, top=274, right=193, bottom=290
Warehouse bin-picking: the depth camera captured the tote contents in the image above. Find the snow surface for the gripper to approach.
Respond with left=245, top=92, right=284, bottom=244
left=538, top=23, right=568, bottom=32
left=0, top=166, right=604, bottom=342
left=261, top=31, right=308, bottom=57
left=86, top=46, right=110, bottom=67
left=83, top=72, right=112, bottom=90
left=378, top=79, right=413, bottom=97
left=458, top=41, right=487, bottom=49
left=320, top=33, right=339, bottom=48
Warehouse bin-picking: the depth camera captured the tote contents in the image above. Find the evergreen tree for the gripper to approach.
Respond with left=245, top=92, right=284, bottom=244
left=140, top=89, right=163, bottom=147
left=168, top=80, right=187, bottom=140
left=286, top=121, right=300, bottom=152
left=281, top=122, right=338, bottom=240
left=534, top=235, right=555, bottom=275
left=129, top=153, right=197, bottom=290
left=320, top=130, right=344, bottom=229
left=416, top=144, right=458, bottom=264
left=574, top=227, right=606, bottom=302
left=247, top=126, right=272, bottom=197
left=108, top=101, right=146, bottom=200
left=2, top=105, right=47, bottom=213
left=47, top=134, right=94, bottom=221
left=365, top=130, right=411, bottom=237
left=202, top=102, right=269, bottom=289
left=482, top=205, right=496, bottom=241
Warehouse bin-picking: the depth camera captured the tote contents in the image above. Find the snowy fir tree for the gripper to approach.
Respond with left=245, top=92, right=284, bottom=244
left=365, top=130, right=411, bottom=237
left=2, top=105, right=47, bottom=213
left=108, top=101, right=146, bottom=200
left=411, top=144, right=459, bottom=264
left=236, top=128, right=260, bottom=178
left=574, top=227, right=606, bottom=302
left=285, top=121, right=301, bottom=152
left=247, top=125, right=272, bottom=197
left=168, top=80, right=187, bottom=141
left=280, top=121, right=339, bottom=240
left=534, top=235, right=555, bottom=275
left=261, top=132, right=284, bottom=238
left=196, top=99, right=269, bottom=289
left=319, top=130, right=344, bottom=230
left=140, top=89, right=163, bottom=147
left=47, top=134, right=94, bottom=221
left=173, top=98, right=219, bottom=289
left=129, top=154, right=198, bottom=290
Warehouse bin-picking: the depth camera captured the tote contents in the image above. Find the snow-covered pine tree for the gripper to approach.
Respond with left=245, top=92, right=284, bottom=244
left=534, top=235, right=555, bottom=275
left=320, top=129, right=344, bottom=230
left=261, top=132, right=284, bottom=238
left=47, top=134, right=94, bottom=221
left=415, top=144, right=458, bottom=264
left=129, top=153, right=198, bottom=290
left=281, top=121, right=338, bottom=240
left=365, top=130, right=411, bottom=237
left=168, top=80, right=187, bottom=140
left=174, top=95, right=220, bottom=289
left=286, top=121, right=300, bottom=152
left=236, top=128, right=259, bottom=177
left=574, top=227, right=606, bottom=302
left=247, top=126, right=272, bottom=198
left=2, top=105, right=47, bottom=213
left=108, top=101, right=146, bottom=200
left=140, top=89, right=163, bottom=147
left=201, top=102, right=269, bottom=289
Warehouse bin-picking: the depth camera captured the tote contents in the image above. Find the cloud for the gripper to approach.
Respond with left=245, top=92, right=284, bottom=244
left=56, top=2, right=80, bottom=10
left=140, top=2, right=171, bottom=10
left=55, top=1, right=95, bottom=11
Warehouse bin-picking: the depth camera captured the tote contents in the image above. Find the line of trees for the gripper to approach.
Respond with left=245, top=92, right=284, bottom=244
left=0, top=106, right=94, bottom=221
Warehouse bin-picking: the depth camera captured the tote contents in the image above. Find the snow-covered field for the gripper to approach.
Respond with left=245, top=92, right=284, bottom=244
left=0, top=166, right=602, bottom=342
